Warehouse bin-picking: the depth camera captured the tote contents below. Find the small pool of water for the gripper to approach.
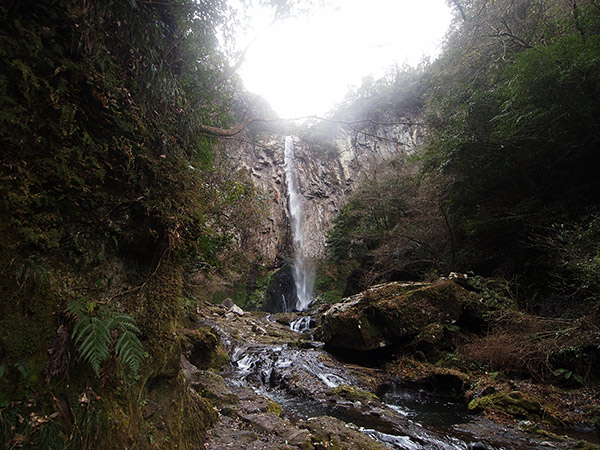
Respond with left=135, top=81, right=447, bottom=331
left=382, top=388, right=472, bottom=426
left=262, top=389, right=466, bottom=449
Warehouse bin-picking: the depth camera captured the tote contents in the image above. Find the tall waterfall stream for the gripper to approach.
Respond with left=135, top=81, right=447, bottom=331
left=284, top=136, right=314, bottom=311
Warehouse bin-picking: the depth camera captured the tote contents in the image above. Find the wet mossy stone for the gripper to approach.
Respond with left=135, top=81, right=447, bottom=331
left=468, top=391, right=542, bottom=419
left=183, top=327, right=229, bottom=370
left=326, top=385, right=378, bottom=404
left=301, top=415, right=389, bottom=450
left=517, top=420, right=566, bottom=441
left=184, top=368, right=238, bottom=406
left=411, top=323, right=449, bottom=356
left=267, top=399, right=283, bottom=416
left=317, top=281, right=483, bottom=353
left=274, top=312, right=298, bottom=326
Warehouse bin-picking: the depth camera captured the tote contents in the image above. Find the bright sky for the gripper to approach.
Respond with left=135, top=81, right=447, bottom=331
left=234, top=0, right=453, bottom=118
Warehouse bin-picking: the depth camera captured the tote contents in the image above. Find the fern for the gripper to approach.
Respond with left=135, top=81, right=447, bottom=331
left=68, top=300, right=144, bottom=377
left=73, top=316, right=111, bottom=376
left=113, top=313, right=144, bottom=374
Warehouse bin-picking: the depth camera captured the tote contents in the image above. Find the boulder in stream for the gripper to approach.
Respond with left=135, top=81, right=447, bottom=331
left=317, top=280, right=486, bottom=353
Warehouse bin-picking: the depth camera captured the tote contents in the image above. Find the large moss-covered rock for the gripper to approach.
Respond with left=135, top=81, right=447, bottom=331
left=468, top=391, right=542, bottom=419
left=317, top=281, right=483, bottom=352
left=300, top=415, right=389, bottom=450
left=101, top=265, right=219, bottom=450
left=183, top=326, right=229, bottom=370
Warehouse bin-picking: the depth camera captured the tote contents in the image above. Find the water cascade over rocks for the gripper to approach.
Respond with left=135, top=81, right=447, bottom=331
left=284, top=136, right=314, bottom=311
left=201, top=302, right=570, bottom=450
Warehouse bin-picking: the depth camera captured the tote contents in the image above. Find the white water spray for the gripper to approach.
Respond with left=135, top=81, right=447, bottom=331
left=284, top=136, right=314, bottom=311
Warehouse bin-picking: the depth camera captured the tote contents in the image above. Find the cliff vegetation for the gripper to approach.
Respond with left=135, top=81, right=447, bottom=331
left=324, top=0, right=600, bottom=314
left=0, top=0, right=264, bottom=447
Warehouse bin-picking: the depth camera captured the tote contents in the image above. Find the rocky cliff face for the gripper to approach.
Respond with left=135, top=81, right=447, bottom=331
left=235, top=117, right=423, bottom=265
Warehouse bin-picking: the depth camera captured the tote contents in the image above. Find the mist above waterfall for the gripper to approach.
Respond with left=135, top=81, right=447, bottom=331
left=234, top=1, right=452, bottom=118
left=284, top=136, right=314, bottom=311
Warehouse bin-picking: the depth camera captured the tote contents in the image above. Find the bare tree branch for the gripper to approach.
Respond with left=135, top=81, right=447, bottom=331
left=451, top=0, right=468, bottom=21
left=486, top=20, right=533, bottom=49
left=198, top=113, right=421, bottom=138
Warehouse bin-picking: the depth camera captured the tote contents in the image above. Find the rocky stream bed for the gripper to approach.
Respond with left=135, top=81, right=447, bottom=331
left=180, top=282, right=600, bottom=450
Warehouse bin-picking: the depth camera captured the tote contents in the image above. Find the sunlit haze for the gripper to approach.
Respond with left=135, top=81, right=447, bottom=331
left=234, top=0, right=453, bottom=118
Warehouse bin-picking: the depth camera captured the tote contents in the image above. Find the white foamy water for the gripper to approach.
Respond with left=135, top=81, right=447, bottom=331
left=284, top=136, right=314, bottom=311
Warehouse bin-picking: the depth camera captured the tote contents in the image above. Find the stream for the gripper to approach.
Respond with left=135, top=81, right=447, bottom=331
left=199, top=308, right=582, bottom=450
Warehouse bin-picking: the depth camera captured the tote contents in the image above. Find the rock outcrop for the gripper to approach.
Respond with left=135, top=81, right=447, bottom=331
left=316, top=280, right=486, bottom=353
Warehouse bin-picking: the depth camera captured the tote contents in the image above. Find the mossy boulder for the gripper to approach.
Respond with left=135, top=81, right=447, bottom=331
left=316, top=281, right=484, bottom=353
left=183, top=326, right=229, bottom=370
left=301, top=415, right=389, bottom=450
left=274, top=312, right=299, bottom=326
left=183, top=367, right=238, bottom=406
left=468, top=391, right=542, bottom=418
left=325, top=384, right=379, bottom=405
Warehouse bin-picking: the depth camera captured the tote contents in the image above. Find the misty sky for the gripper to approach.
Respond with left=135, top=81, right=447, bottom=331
left=235, top=0, right=454, bottom=117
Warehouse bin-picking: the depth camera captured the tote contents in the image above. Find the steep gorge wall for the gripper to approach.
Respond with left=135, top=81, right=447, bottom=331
left=234, top=117, right=423, bottom=265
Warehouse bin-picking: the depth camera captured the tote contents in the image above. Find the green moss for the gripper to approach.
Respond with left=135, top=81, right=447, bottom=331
left=247, top=270, right=275, bottom=310
left=572, top=440, right=600, bottom=450
left=469, top=391, right=542, bottom=418
left=371, top=282, right=470, bottom=340
left=211, top=282, right=248, bottom=307
left=319, top=281, right=481, bottom=352
left=184, top=326, right=229, bottom=370
left=186, top=370, right=237, bottom=406
left=0, top=284, right=57, bottom=401
left=326, top=385, right=379, bottom=404
left=267, top=399, right=283, bottom=416
left=302, top=416, right=389, bottom=450
left=0, top=1, right=255, bottom=448
left=518, top=421, right=566, bottom=441
left=210, top=268, right=275, bottom=311
left=316, top=290, right=344, bottom=305
left=314, top=259, right=357, bottom=305
left=415, top=323, right=446, bottom=345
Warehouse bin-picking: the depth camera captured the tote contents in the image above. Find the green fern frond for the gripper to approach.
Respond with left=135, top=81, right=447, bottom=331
left=67, top=297, right=87, bottom=320
left=115, top=329, right=144, bottom=374
left=72, top=316, right=111, bottom=376
left=69, top=300, right=145, bottom=377
left=112, top=313, right=140, bottom=333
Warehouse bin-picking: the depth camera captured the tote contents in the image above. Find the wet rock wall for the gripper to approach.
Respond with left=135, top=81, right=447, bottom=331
left=229, top=117, right=423, bottom=264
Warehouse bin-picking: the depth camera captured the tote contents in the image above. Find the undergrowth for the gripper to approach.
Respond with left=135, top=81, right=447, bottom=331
left=0, top=392, right=100, bottom=449
left=460, top=312, right=600, bottom=384
left=67, top=299, right=145, bottom=377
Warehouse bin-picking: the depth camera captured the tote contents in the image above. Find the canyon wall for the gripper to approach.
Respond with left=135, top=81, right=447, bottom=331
left=234, top=118, right=423, bottom=265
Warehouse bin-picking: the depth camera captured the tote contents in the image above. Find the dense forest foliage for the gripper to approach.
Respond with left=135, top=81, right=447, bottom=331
left=325, top=0, right=600, bottom=314
left=0, top=1, right=265, bottom=447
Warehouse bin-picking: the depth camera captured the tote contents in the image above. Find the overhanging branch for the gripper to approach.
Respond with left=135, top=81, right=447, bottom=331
left=451, top=0, right=468, bottom=21
left=198, top=114, right=422, bottom=137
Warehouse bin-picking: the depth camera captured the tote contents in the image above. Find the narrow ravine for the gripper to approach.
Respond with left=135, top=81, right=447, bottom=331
left=189, top=136, right=596, bottom=449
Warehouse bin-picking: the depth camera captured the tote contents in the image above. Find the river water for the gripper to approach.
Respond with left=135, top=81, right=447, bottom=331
left=213, top=312, right=581, bottom=450
left=218, top=137, right=600, bottom=449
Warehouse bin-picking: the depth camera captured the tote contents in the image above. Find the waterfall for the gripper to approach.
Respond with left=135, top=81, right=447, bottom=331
left=284, top=136, right=314, bottom=311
